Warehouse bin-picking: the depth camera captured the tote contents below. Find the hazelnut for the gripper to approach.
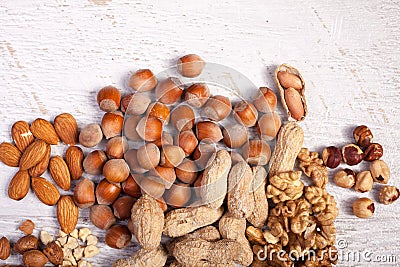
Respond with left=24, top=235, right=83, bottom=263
left=333, top=169, right=356, bottom=188
left=124, top=149, right=148, bottom=174
left=137, top=143, right=160, bottom=170
left=139, top=176, right=166, bottom=198
left=203, top=95, right=232, bottom=121
left=355, top=171, right=373, bottom=193
left=277, top=71, right=303, bottom=90
left=113, top=196, right=135, bottom=220
left=322, top=146, right=342, bottom=169
left=105, top=225, right=132, bottom=249
left=123, top=115, right=142, bottom=141
left=97, top=86, right=121, bottom=112
left=146, top=102, right=170, bottom=125
left=122, top=174, right=142, bottom=198
left=242, top=140, right=271, bottom=166
left=370, top=159, right=390, bottom=184
left=342, top=144, right=364, bottom=166
left=149, top=166, right=176, bottom=189
left=156, top=197, right=168, bottom=212
left=73, top=178, right=95, bottom=209
left=233, top=100, right=258, bottom=127
left=160, top=145, right=185, bottom=168
left=195, top=121, right=223, bottom=144
left=352, top=197, right=374, bottom=218
left=103, top=159, right=130, bottom=183
left=152, top=131, right=174, bottom=148
left=353, top=125, right=373, bottom=147
left=89, top=205, right=116, bottom=230
left=177, top=54, right=205, bottom=78
left=257, top=112, right=281, bottom=141
left=79, top=123, right=103, bottom=148
left=96, top=178, right=121, bottom=205
left=164, top=183, right=192, bottom=208
left=106, top=136, right=128, bottom=159
left=363, top=143, right=383, bottom=161
left=253, top=87, right=277, bottom=113
left=192, top=143, right=216, bottom=169
left=120, top=93, right=151, bottom=115
left=176, top=130, right=198, bottom=156
left=183, top=83, right=210, bottom=108
left=128, top=69, right=157, bottom=92
left=136, top=116, right=163, bottom=142
left=170, top=105, right=195, bottom=132
left=155, top=77, right=184, bottom=104
left=193, top=173, right=203, bottom=197
left=176, top=159, right=198, bottom=184
left=222, top=124, right=248, bottom=148
left=101, top=111, right=124, bottom=139
left=379, top=186, right=399, bottom=205
left=83, top=150, right=107, bottom=175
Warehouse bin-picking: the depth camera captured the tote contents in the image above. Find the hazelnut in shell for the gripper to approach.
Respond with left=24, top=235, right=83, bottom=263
left=160, top=145, right=185, bottom=168
left=139, top=176, right=166, bottom=199
left=89, top=205, right=116, bottom=230
left=155, top=77, right=183, bottom=104
left=203, top=95, right=232, bottom=121
left=164, top=183, right=192, bottom=208
left=136, top=116, right=163, bottom=142
left=184, top=83, right=210, bottom=108
left=170, top=105, right=195, bottom=131
left=97, top=86, right=121, bottom=112
left=105, top=225, right=132, bottom=249
left=137, top=143, right=160, bottom=170
left=101, top=111, right=124, bottom=139
left=122, top=174, right=142, bottom=198
left=176, top=160, right=198, bottom=184
left=73, top=178, right=95, bottom=209
left=96, top=178, right=121, bottom=205
left=113, top=196, right=135, bottom=220
left=257, top=112, right=281, bottom=141
left=79, top=124, right=103, bottom=148
left=146, top=102, right=170, bottom=125
left=124, top=149, right=148, bottom=174
left=177, top=54, right=205, bottom=78
left=176, top=130, right=198, bottom=156
left=120, top=93, right=151, bottom=115
left=106, top=136, right=128, bottom=159
left=124, top=115, right=142, bottom=141
left=242, top=140, right=271, bottom=166
left=128, top=69, right=157, bottom=92
left=195, top=121, right=223, bottom=143
left=233, top=100, right=258, bottom=127
left=222, top=124, right=248, bottom=148
left=253, top=87, right=277, bottom=113
left=103, top=159, right=130, bottom=183
left=83, top=150, right=107, bottom=175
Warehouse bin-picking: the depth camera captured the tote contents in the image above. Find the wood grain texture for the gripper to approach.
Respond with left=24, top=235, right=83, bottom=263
left=0, top=0, right=399, bottom=266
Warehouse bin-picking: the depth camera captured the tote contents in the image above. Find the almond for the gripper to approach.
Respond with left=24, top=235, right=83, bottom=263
left=8, top=170, right=30, bottom=201
left=0, top=142, right=22, bottom=167
left=0, top=236, right=11, bottom=260
left=30, top=118, right=60, bottom=145
left=42, top=241, right=63, bottom=265
left=12, top=121, right=35, bottom=152
left=54, top=113, right=79, bottom=145
left=28, top=144, right=51, bottom=177
left=20, top=140, right=48, bottom=171
left=31, top=177, right=60, bottom=206
left=65, top=146, right=84, bottom=180
left=23, top=250, right=48, bottom=267
left=57, top=196, right=79, bottom=234
left=49, top=156, right=71, bottom=191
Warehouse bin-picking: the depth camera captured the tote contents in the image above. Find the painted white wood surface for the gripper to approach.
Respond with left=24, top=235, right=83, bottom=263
left=0, top=0, right=399, bottom=266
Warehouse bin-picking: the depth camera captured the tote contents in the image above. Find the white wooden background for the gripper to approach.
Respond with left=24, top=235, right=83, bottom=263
left=0, top=0, right=399, bottom=266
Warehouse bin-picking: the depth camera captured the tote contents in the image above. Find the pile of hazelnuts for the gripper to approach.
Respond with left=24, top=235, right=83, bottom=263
left=78, top=54, right=281, bottom=248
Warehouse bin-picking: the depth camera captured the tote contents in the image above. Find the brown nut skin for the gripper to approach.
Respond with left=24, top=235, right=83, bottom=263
left=342, top=144, right=364, bottom=166
left=333, top=169, right=356, bottom=188
left=105, top=225, right=132, bottom=249
left=370, top=159, right=390, bottom=184
left=355, top=171, right=374, bottom=193
left=353, top=125, right=373, bottom=147
left=322, top=146, right=342, bottom=169
left=363, top=143, right=383, bottom=162
left=147, top=102, right=170, bottom=125
left=14, top=235, right=39, bottom=254
left=277, top=71, right=302, bottom=90
left=0, top=236, right=10, bottom=260
left=184, top=83, right=211, bottom=108
left=284, top=87, right=305, bottom=121
left=203, top=95, right=232, bottom=121
left=129, top=69, right=157, bottom=92
left=22, top=250, right=48, bottom=267
left=253, top=87, right=277, bottom=113
left=97, top=86, right=121, bottom=112
left=124, top=115, right=142, bottom=141
left=379, top=186, right=400, bottom=205
left=177, top=54, right=205, bottom=78
left=352, top=197, right=375, bottom=218
left=42, top=241, right=63, bottom=265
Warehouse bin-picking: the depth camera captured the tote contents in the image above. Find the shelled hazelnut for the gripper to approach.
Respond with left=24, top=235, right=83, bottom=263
left=177, top=54, right=205, bottom=78
left=363, top=143, right=383, bottom=161
left=379, top=186, right=399, bottom=205
left=242, top=140, right=271, bottom=166
left=101, top=111, right=124, bottom=139
left=333, top=169, right=356, bottom=188
left=203, top=95, right=232, bottom=121
left=79, top=124, right=103, bottom=148
left=97, top=86, right=121, bottom=112
left=136, top=116, right=163, bottom=142
left=322, top=146, right=342, bottom=169
left=195, top=121, right=223, bottom=143
left=352, top=198, right=374, bottom=218
left=354, top=171, right=373, bottom=193
left=353, top=125, right=373, bottom=147
left=257, top=112, right=281, bottom=141
left=128, top=69, right=157, bottom=92
left=170, top=105, right=195, bottom=132
left=233, top=100, right=258, bottom=127
left=155, top=77, right=184, bottom=104
left=222, top=124, right=248, bottom=149
left=370, top=159, right=390, bottom=184
left=342, top=144, right=364, bottom=166
left=183, top=83, right=211, bottom=108
left=253, top=87, right=277, bottom=113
